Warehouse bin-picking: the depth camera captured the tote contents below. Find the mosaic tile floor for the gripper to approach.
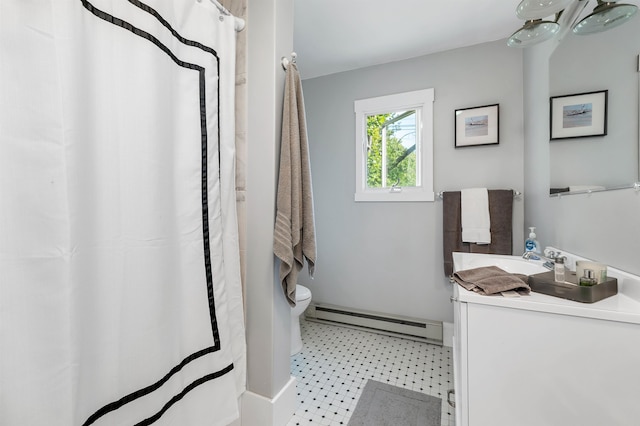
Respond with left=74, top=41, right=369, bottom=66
left=287, top=319, right=455, bottom=426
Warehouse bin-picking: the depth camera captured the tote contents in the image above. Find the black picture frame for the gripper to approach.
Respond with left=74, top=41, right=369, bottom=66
left=550, top=90, right=608, bottom=140
left=454, top=104, right=499, bottom=148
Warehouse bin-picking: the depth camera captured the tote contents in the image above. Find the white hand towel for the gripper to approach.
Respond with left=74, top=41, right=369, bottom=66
left=461, top=188, right=491, bottom=244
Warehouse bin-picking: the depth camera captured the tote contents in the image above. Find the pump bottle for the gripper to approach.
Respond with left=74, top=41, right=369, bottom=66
left=525, top=227, right=541, bottom=256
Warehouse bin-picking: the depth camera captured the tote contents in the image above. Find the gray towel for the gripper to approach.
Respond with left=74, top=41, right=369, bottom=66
left=453, top=266, right=530, bottom=295
left=273, top=63, right=316, bottom=307
left=443, top=189, right=513, bottom=276
left=443, top=191, right=465, bottom=277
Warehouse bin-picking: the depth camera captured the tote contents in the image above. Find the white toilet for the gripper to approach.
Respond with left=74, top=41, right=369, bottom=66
left=290, top=284, right=312, bottom=356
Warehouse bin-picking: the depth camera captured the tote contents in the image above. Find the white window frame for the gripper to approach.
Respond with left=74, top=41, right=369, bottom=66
left=354, top=88, right=435, bottom=202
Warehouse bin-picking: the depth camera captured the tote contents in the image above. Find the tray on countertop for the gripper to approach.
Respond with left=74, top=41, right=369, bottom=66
left=528, top=271, right=618, bottom=303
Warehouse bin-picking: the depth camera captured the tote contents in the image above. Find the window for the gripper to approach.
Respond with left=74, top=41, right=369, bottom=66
left=354, top=88, right=434, bottom=202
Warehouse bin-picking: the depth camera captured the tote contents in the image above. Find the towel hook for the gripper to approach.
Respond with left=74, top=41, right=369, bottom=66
left=281, top=52, right=297, bottom=70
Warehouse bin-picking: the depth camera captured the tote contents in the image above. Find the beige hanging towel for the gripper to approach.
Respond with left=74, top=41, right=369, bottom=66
left=274, top=63, right=317, bottom=307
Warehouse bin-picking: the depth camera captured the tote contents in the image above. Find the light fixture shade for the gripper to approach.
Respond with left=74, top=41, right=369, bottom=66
left=573, top=1, right=638, bottom=35
left=516, top=0, right=573, bottom=19
left=507, top=19, right=560, bottom=47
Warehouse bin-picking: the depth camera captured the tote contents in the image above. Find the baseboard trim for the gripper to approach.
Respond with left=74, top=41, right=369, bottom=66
left=240, top=376, right=296, bottom=426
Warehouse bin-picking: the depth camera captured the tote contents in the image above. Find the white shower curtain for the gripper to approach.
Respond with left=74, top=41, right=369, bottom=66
left=0, top=1, right=246, bottom=425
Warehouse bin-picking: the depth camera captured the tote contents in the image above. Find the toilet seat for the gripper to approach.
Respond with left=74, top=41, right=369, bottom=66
left=296, top=285, right=311, bottom=302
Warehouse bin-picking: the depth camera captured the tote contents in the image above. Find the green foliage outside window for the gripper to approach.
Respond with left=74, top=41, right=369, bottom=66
left=366, top=111, right=417, bottom=188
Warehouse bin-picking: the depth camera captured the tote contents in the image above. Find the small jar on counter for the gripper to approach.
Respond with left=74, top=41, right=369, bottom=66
left=579, top=269, right=598, bottom=287
left=554, top=257, right=565, bottom=283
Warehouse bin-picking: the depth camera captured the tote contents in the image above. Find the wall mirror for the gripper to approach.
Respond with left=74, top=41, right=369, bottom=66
left=549, top=20, right=639, bottom=196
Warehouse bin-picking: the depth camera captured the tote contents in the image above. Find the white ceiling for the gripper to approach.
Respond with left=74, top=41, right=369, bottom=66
left=293, top=0, right=524, bottom=80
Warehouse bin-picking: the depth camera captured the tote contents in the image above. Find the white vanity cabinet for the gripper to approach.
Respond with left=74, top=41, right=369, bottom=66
left=451, top=259, right=640, bottom=426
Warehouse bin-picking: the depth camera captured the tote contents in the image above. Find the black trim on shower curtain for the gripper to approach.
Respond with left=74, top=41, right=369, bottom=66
left=79, top=0, right=222, bottom=350
left=78, top=0, right=232, bottom=424
left=82, top=349, right=233, bottom=426
left=134, top=363, right=234, bottom=426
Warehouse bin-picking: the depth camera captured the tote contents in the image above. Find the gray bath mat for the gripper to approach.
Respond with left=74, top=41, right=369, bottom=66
left=348, top=380, right=441, bottom=426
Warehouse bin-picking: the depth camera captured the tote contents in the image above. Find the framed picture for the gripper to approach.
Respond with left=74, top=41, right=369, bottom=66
left=550, top=90, right=608, bottom=140
left=454, top=104, right=499, bottom=148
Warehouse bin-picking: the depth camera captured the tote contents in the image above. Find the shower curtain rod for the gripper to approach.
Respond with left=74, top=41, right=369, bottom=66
left=205, top=0, right=245, bottom=31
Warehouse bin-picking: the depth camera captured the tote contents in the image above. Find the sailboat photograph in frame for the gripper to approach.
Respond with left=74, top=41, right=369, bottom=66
left=454, top=103, right=499, bottom=148
left=550, top=90, right=608, bottom=140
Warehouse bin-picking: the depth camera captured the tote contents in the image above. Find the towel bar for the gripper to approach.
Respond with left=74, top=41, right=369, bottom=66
left=437, top=190, right=522, bottom=199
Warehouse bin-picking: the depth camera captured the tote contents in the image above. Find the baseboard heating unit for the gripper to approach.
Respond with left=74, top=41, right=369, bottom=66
left=304, top=303, right=443, bottom=346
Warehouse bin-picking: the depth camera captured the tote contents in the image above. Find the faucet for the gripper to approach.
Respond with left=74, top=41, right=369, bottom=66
left=522, top=250, right=564, bottom=270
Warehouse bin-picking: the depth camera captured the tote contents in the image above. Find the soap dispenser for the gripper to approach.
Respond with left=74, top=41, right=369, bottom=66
left=525, top=227, right=541, bottom=256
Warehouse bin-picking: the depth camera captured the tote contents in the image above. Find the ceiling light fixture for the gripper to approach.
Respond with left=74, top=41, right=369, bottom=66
left=507, top=19, right=561, bottom=47
left=573, top=1, right=638, bottom=34
left=508, top=0, right=639, bottom=48
left=516, top=0, right=573, bottom=19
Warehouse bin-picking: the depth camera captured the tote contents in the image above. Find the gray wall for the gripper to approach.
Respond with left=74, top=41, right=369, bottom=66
left=299, top=41, right=524, bottom=323
left=525, top=24, right=640, bottom=277
left=246, top=0, right=293, bottom=399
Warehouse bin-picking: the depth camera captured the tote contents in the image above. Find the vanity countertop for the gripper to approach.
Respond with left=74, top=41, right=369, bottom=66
left=453, top=251, right=640, bottom=325
left=454, top=283, right=640, bottom=325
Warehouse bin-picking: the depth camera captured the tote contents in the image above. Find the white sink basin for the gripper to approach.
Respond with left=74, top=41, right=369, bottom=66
left=452, top=252, right=548, bottom=276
